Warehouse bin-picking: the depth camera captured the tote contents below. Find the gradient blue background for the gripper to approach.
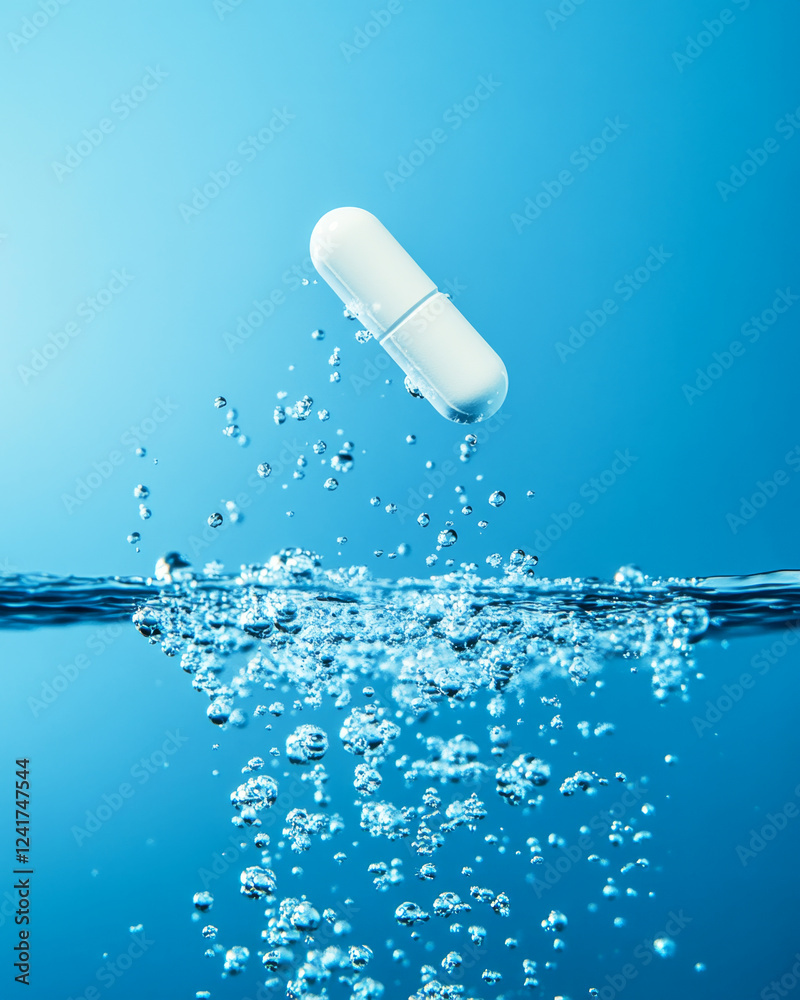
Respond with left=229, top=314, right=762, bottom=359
left=2, top=1, right=799, bottom=998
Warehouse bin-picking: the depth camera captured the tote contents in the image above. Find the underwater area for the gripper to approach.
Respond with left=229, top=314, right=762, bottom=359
left=2, top=1, right=799, bottom=999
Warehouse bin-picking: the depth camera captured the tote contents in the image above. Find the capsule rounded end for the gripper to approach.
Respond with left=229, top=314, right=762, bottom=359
left=310, top=207, right=380, bottom=270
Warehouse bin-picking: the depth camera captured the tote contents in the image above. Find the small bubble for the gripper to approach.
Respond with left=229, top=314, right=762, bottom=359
left=213, top=396, right=226, bottom=408
left=257, top=463, right=271, bottom=479
left=404, top=375, right=424, bottom=398
left=355, top=329, right=372, bottom=343
left=526, top=490, right=535, bottom=499
left=313, top=440, right=327, bottom=455
left=653, top=936, right=676, bottom=959
left=133, top=484, right=150, bottom=499
left=135, top=447, right=146, bottom=458
left=405, top=434, right=416, bottom=445
left=138, top=505, right=151, bottom=520
left=223, top=424, right=239, bottom=437
left=417, top=513, right=430, bottom=527
left=331, top=451, right=354, bottom=473
left=462, top=506, right=472, bottom=515
left=318, top=409, right=331, bottom=421
left=208, top=513, right=223, bottom=528
left=226, top=408, right=238, bottom=422
left=369, top=496, right=381, bottom=507
left=193, top=891, right=213, bottom=911
left=489, top=490, right=506, bottom=508
left=437, top=529, right=458, bottom=547
left=127, top=532, right=141, bottom=545
left=337, top=536, right=347, bottom=544
left=385, top=503, right=397, bottom=514
left=274, top=406, right=286, bottom=425
left=312, top=329, right=325, bottom=340
left=478, top=519, right=488, bottom=528
left=324, top=478, right=339, bottom=491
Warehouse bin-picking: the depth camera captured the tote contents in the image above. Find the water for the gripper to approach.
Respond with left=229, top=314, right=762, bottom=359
left=4, top=559, right=800, bottom=998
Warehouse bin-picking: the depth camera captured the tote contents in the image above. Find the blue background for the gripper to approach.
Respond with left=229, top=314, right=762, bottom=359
left=1, top=0, right=798, bottom=582
left=2, top=1, right=800, bottom=999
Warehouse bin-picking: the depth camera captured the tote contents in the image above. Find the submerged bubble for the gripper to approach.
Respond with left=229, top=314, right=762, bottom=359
left=417, top=513, right=430, bottom=527
left=437, top=529, right=457, bottom=547
left=331, top=451, right=354, bottom=473
left=223, top=945, right=249, bottom=974
left=324, top=478, right=339, bottom=491
left=257, top=463, right=272, bottom=479
left=653, top=936, right=676, bottom=958
left=193, top=891, right=213, bottom=911
left=286, top=724, right=329, bottom=764
left=395, top=901, right=430, bottom=926
left=240, top=866, right=277, bottom=899
left=133, top=484, right=149, bottom=499
left=488, top=490, right=506, bottom=508
left=231, top=775, right=278, bottom=812
left=207, top=513, right=223, bottom=528
left=213, top=396, right=226, bottom=408
left=127, top=532, right=141, bottom=545
left=138, top=505, right=152, bottom=520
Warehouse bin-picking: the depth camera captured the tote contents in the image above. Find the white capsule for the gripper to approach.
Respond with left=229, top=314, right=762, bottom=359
left=310, top=207, right=508, bottom=423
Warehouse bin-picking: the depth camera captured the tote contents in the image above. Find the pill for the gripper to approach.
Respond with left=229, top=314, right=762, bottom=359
left=309, top=207, right=508, bottom=423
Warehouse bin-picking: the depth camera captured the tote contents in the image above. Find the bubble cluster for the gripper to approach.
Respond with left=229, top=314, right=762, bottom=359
left=129, top=551, right=737, bottom=998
